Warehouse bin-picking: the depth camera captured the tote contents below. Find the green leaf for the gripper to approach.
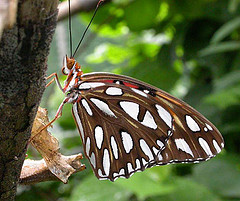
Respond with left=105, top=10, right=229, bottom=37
left=69, top=176, right=131, bottom=201
left=121, top=60, right=180, bottom=92
left=204, top=84, right=240, bottom=109
left=228, top=0, right=240, bottom=13
left=232, top=52, right=240, bottom=70
left=192, top=155, right=240, bottom=198
left=184, top=83, right=212, bottom=112
left=156, top=178, right=221, bottom=201
left=115, top=166, right=175, bottom=200
left=211, top=17, right=240, bottom=43
left=124, top=0, right=160, bottom=31
left=214, top=70, right=240, bottom=92
left=121, top=44, right=180, bottom=92
left=204, top=71, right=240, bottom=109
left=86, top=43, right=131, bottom=65
left=198, top=41, right=240, bottom=57
left=165, top=0, right=230, bottom=21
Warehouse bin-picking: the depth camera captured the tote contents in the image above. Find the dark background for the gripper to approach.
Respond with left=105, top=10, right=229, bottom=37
left=17, top=0, right=240, bottom=200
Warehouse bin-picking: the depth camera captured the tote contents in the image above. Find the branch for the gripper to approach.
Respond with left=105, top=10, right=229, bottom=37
left=20, top=107, right=85, bottom=185
left=58, top=0, right=111, bottom=21
left=20, top=155, right=85, bottom=185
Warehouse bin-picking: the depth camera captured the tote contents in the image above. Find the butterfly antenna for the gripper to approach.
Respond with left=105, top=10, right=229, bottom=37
left=68, top=0, right=73, bottom=57
left=72, top=0, right=104, bottom=57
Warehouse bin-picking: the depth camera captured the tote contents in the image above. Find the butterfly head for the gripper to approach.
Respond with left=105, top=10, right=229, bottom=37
left=62, top=55, right=83, bottom=93
left=62, top=55, right=82, bottom=75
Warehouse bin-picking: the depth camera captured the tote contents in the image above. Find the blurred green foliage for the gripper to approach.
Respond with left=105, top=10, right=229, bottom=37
left=17, top=0, right=240, bottom=200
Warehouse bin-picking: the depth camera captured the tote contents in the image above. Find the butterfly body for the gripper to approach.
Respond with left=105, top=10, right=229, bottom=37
left=60, top=56, right=224, bottom=181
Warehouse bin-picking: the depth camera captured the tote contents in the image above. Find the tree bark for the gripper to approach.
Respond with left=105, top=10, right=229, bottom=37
left=0, top=0, right=58, bottom=200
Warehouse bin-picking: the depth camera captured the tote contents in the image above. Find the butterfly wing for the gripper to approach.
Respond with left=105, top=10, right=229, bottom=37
left=72, top=72, right=224, bottom=181
left=156, top=115, right=223, bottom=165
left=72, top=80, right=171, bottom=181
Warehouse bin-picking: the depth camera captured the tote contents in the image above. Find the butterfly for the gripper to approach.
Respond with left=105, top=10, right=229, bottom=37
left=47, top=0, right=224, bottom=182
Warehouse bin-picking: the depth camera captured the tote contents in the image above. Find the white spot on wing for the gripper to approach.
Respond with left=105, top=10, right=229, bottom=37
left=119, top=101, right=139, bottom=121
left=119, top=168, right=125, bottom=175
left=156, top=104, right=172, bottom=128
left=103, top=149, right=110, bottom=176
left=79, top=82, right=105, bottom=90
left=206, top=123, right=213, bottom=131
left=142, top=158, right=148, bottom=166
left=98, top=177, right=108, bottom=181
left=213, top=140, right=221, bottom=153
left=98, top=169, right=104, bottom=177
left=73, top=103, right=85, bottom=143
left=156, top=140, right=164, bottom=149
left=175, top=138, right=194, bottom=157
left=120, top=102, right=157, bottom=130
left=113, top=168, right=125, bottom=178
left=135, top=159, right=141, bottom=169
left=90, top=98, right=116, bottom=118
left=186, top=115, right=201, bottom=132
left=121, top=131, right=133, bottom=154
left=81, top=99, right=93, bottom=116
left=204, top=127, right=208, bottom=132
left=139, top=139, right=154, bottom=161
left=95, top=126, right=104, bottom=149
left=86, top=137, right=90, bottom=156
left=199, top=138, right=213, bottom=156
left=127, top=163, right=134, bottom=174
left=79, top=83, right=90, bottom=90
left=141, top=110, right=157, bottom=129
left=106, top=87, right=123, bottom=96
left=90, top=152, right=96, bottom=168
left=157, top=153, right=163, bottom=161
left=111, top=136, right=118, bottom=159
left=132, top=88, right=148, bottom=98
left=152, top=147, right=159, bottom=155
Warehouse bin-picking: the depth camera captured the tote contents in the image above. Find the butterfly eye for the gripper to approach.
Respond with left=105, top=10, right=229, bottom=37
left=62, top=55, right=70, bottom=75
left=61, top=67, right=68, bottom=75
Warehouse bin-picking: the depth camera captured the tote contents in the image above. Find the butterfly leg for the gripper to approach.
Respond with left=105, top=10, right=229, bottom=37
left=30, top=97, right=70, bottom=142
left=45, top=73, right=64, bottom=93
left=29, top=75, right=66, bottom=142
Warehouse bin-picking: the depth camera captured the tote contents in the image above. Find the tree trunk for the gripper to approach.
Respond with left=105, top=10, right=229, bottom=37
left=0, top=0, right=58, bottom=200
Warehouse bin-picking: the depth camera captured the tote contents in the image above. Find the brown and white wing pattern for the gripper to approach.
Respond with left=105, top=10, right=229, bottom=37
left=71, top=72, right=224, bottom=181
left=155, top=109, right=224, bottom=165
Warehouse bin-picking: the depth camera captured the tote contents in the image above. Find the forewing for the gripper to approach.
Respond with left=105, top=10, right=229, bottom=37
left=72, top=88, right=170, bottom=181
left=153, top=104, right=224, bottom=165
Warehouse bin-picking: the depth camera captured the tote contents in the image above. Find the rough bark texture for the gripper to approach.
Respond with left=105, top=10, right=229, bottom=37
left=0, top=0, right=58, bottom=200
